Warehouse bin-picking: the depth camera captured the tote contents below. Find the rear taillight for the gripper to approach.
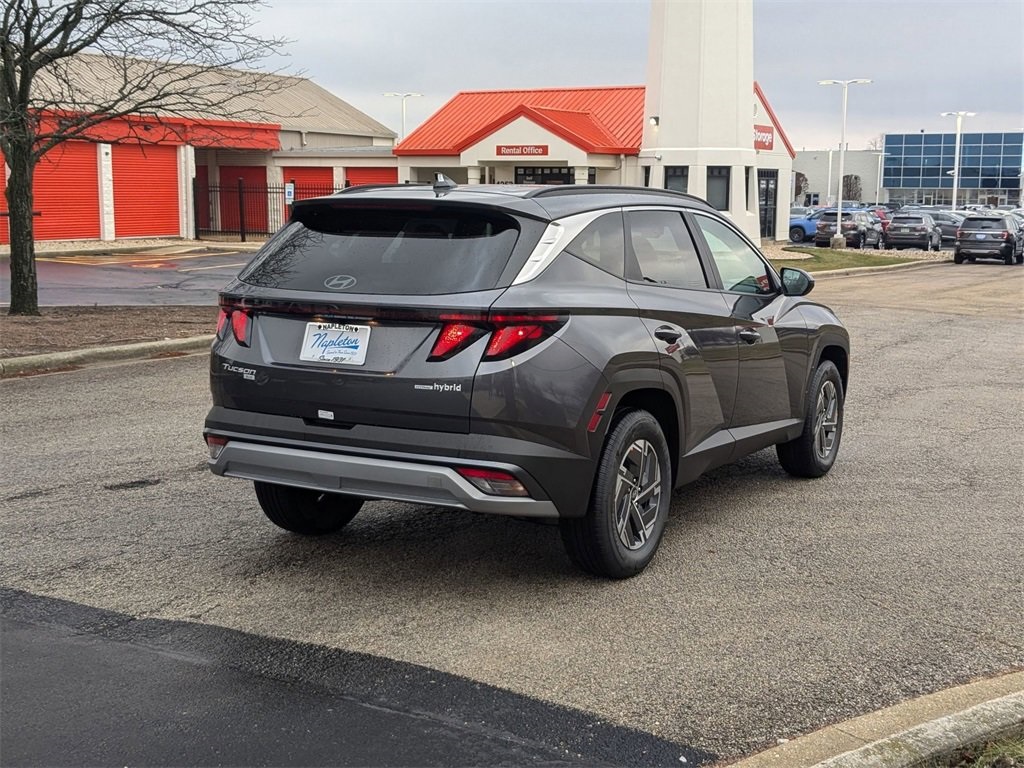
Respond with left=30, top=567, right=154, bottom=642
left=429, top=323, right=485, bottom=361
left=205, top=434, right=227, bottom=459
left=485, top=324, right=546, bottom=358
left=841, top=222, right=855, bottom=231
left=914, top=226, right=927, bottom=232
left=429, top=313, right=564, bottom=362
left=1001, top=230, right=1011, bottom=240
left=955, top=229, right=963, bottom=239
left=456, top=467, right=529, bottom=497
left=218, top=299, right=251, bottom=346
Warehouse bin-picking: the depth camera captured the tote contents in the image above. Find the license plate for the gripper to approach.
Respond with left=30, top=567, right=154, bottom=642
left=898, top=227, right=908, bottom=232
left=975, top=233, right=986, bottom=239
left=299, top=322, right=370, bottom=365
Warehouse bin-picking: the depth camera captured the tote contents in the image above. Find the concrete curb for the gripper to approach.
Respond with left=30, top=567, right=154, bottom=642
left=810, top=259, right=948, bottom=279
left=0, top=335, right=214, bottom=377
left=816, top=691, right=1023, bottom=767
left=728, top=670, right=1024, bottom=768
left=0, top=241, right=262, bottom=259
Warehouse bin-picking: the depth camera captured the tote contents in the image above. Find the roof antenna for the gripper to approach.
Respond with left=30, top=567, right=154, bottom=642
left=433, top=173, right=457, bottom=196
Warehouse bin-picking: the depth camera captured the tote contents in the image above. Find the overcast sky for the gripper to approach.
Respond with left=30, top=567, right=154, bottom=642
left=252, top=0, right=1024, bottom=150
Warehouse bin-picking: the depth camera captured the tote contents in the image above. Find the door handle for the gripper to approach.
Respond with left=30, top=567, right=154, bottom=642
left=738, top=328, right=761, bottom=344
left=654, top=326, right=682, bottom=343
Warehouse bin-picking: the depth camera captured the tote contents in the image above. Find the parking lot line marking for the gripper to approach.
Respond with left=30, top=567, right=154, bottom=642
left=178, top=262, right=247, bottom=272
left=38, top=251, right=242, bottom=266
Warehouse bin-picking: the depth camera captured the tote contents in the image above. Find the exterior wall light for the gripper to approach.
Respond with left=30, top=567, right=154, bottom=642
left=648, top=116, right=659, bottom=127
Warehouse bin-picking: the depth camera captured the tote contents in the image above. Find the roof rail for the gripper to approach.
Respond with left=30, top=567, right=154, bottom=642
left=331, top=182, right=428, bottom=195
left=525, top=185, right=711, bottom=207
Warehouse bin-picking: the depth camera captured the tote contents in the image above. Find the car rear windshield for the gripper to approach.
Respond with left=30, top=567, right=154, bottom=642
left=820, top=212, right=853, bottom=221
left=961, top=218, right=1004, bottom=230
left=239, top=204, right=521, bottom=294
left=892, top=216, right=924, bottom=224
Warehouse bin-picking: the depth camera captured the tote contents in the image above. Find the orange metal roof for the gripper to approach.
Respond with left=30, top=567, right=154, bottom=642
left=394, top=86, right=645, bottom=156
left=754, top=81, right=796, bottom=159
left=395, top=83, right=796, bottom=160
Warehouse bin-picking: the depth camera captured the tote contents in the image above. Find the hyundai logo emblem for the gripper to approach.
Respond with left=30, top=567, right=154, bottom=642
left=324, top=274, right=358, bottom=291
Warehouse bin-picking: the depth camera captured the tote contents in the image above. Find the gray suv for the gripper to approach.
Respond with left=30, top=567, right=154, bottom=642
left=204, top=180, right=850, bottom=578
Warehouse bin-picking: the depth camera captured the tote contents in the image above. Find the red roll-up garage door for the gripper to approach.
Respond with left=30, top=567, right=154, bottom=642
left=218, top=165, right=268, bottom=234
left=0, top=141, right=100, bottom=244
left=345, top=167, right=398, bottom=186
left=112, top=144, right=179, bottom=237
left=281, top=166, right=336, bottom=200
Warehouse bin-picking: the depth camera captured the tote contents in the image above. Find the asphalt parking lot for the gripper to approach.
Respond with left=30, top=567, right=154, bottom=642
left=1, top=263, right=1022, bottom=765
left=0, top=247, right=251, bottom=305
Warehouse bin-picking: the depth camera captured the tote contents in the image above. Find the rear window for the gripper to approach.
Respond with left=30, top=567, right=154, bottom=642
left=239, top=205, right=521, bottom=294
left=892, top=216, right=924, bottom=224
left=820, top=212, right=853, bottom=221
left=961, top=218, right=1004, bottom=230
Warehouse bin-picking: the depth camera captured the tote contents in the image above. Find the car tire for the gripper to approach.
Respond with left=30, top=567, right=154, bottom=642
left=953, top=250, right=964, bottom=264
left=560, top=409, right=671, bottom=579
left=874, top=233, right=882, bottom=250
left=853, top=233, right=864, bottom=249
left=1004, top=250, right=1014, bottom=265
left=776, top=361, right=844, bottom=479
left=253, top=481, right=363, bottom=535
left=789, top=227, right=805, bottom=243
left=932, top=236, right=941, bottom=252
left=883, top=242, right=892, bottom=250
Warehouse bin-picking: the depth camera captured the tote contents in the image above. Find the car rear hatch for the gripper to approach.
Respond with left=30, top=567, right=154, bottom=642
left=817, top=212, right=854, bottom=236
left=888, top=216, right=929, bottom=236
left=957, top=217, right=1010, bottom=245
left=212, top=199, right=546, bottom=434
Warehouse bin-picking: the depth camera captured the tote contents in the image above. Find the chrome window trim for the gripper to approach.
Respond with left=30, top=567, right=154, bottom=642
left=511, top=208, right=620, bottom=285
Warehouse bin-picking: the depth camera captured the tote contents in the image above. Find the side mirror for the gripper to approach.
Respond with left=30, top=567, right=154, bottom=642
left=780, top=267, right=814, bottom=297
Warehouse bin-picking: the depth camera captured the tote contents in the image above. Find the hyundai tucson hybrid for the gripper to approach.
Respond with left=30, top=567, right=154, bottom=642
left=204, top=180, right=850, bottom=578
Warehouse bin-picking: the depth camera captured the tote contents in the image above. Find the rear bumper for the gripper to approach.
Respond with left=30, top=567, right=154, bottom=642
left=204, top=406, right=595, bottom=518
left=209, top=440, right=559, bottom=517
left=955, top=240, right=1012, bottom=255
left=884, top=234, right=929, bottom=247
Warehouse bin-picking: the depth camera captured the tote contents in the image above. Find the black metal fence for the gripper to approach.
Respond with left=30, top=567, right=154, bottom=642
left=194, top=180, right=341, bottom=241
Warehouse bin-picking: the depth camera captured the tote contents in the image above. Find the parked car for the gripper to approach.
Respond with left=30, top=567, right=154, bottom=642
left=790, top=206, right=814, bottom=218
left=953, top=214, right=1024, bottom=265
left=789, top=208, right=829, bottom=242
left=928, top=211, right=965, bottom=243
left=814, top=210, right=882, bottom=248
left=883, top=213, right=942, bottom=251
left=862, top=206, right=892, bottom=232
left=203, top=180, right=850, bottom=578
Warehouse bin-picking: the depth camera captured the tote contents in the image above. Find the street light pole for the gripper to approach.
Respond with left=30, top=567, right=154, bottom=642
left=941, top=111, right=976, bottom=209
left=819, top=78, right=872, bottom=247
left=872, top=151, right=890, bottom=205
left=383, top=92, right=423, bottom=141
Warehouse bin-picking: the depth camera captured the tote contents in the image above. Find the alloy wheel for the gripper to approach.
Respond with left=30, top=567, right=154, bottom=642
left=813, top=380, right=839, bottom=461
left=614, top=439, right=662, bottom=550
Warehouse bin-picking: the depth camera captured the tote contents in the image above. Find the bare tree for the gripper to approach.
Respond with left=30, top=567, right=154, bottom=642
left=842, top=174, right=862, bottom=202
left=866, top=133, right=884, bottom=151
left=1, top=0, right=288, bottom=315
left=793, top=171, right=808, bottom=204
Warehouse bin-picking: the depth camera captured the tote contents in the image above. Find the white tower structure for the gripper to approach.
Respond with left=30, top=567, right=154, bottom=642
left=641, top=0, right=760, bottom=241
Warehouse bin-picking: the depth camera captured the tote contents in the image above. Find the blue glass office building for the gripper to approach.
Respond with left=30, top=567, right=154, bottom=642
left=883, top=131, right=1022, bottom=206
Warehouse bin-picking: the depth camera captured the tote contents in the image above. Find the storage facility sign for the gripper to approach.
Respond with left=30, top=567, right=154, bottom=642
left=754, top=125, right=774, bottom=151
left=496, top=145, right=549, bottom=156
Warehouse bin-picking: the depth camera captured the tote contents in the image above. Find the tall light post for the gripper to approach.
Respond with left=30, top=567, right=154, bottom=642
left=941, top=111, right=975, bottom=209
left=819, top=78, right=872, bottom=247
left=383, top=92, right=423, bottom=141
left=871, top=151, right=890, bottom=204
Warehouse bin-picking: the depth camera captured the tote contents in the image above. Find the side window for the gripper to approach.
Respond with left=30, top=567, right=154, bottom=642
left=563, top=212, right=624, bottom=277
left=626, top=210, right=708, bottom=289
left=692, top=214, right=775, bottom=295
